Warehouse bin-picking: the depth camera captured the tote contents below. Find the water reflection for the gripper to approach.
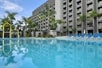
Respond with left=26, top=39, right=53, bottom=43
left=0, top=39, right=102, bottom=68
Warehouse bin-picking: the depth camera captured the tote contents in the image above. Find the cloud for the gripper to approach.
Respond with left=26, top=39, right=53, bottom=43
left=0, top=0, right=23, bottom=12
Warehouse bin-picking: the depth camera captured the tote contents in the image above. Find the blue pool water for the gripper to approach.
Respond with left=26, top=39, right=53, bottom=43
left=0, top=38, right=102, bottom=68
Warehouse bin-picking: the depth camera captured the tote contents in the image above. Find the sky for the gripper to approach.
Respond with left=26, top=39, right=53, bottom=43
left=0, top=0, right=47, bottom=21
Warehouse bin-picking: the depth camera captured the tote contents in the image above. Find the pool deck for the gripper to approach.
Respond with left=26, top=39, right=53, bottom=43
left=0, top=36, right=102, bottom=42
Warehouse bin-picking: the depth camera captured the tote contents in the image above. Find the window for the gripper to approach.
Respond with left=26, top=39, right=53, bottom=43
left=69, top=9, right=72, bottom=12
left=63, top=7, right=66, bottom=10
left=63, top=2, right=66, bottom=5
left=77, top=0, right=81, bottom=5
left=87, top=2, right=93, bottom=6
left=98, top=0, right=102, bottom=2
left=69, top=0, right=72, bottom=3
left=69, top=4, right=72, bottom=7
left=63, top=17, right=66, bottom=19
left=63, top=12, right=66, bottom=15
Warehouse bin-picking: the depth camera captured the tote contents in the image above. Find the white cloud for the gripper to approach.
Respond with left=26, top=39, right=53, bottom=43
left=0, top=0, right=23, bottom=12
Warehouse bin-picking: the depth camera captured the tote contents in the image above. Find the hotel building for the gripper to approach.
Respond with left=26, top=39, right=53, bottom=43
left=29, top=0, right=102, bottom=36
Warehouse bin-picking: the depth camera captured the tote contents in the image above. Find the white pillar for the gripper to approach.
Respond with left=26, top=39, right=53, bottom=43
left=55, top=0, right=63, bottom=20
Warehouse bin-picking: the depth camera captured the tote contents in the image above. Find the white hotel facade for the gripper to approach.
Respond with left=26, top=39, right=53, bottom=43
left=29, top=0, right=102, bottom=36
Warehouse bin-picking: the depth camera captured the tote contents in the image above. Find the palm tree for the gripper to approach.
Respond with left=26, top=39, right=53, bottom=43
left=22, top=17, right=28, bottom=26
left=56, top=20, right=65, bottom=36
left=22, top=17, right=38, bottom=37
left=1, top=11, right=17, bottom=31
left=22, top=17, right=29, bottom=37
left=56, top=20, right=65, bottom=24
left=1, top=17, right=10, bottom=30
left=1, top=17, right=10, bottom=25
left=49, top=17, right=57, bottom=30
left=89, top=10, right=99, bottom=33
left=72, top=28, right=76, bottom=35
left=79, top=14, right=87, bottom=34
left=5, top=11, right=17, bottom=24
left=15, top=20, right=23, bottom=30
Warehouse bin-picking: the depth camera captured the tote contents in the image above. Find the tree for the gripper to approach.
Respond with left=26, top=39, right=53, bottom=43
left=22, top=17, right=38, bottom=37
left=89, top=10, right=99, bottom=33
left=89, top=10, right=98, bottom=18
left=56, top=20, right=65, bottom=36
left=1, top=11, right=17, bottom=30
left=1, top=17, right=11, bottom=31
left=15, top=20, right=23, bottom=30
left=5, top=11, right=17, bottom=24
left=22, top=17, right=28, bottom=26
left=22, top=17, right=29, bottom=37
left=56, top=20, right=65, bottom=24
left=72, top=28, right=76, bottom=35
left=79, top=14, right=87, bottom=34
left=49, top=17, right=57, bottom=30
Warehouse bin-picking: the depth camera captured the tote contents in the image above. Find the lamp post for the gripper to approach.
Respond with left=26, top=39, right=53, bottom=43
left=84, top=29, right=86, bottom=34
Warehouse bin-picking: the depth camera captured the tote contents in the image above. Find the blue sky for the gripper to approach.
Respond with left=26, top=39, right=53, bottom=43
left=0, top=0, right=47, bottom=21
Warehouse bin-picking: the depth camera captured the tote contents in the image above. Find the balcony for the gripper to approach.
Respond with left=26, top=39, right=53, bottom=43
left=68, top=13, right=73, bottom=16
left=77, top=12, right=81, bottom=16
left=98, top=8, right=102, bottom=14
left=76, top=0, right=81, bottom=2
left=69, top=7, right=73, bottom=11
left=76, top=27, right=82, bottom=31
left=63, top=7, right=67, bottom=10
left=68, top=17, right=73, bottom=20
left=77, top=9, right=82, bottom=14
left=98, top=16, right=102, bottom=22
left=68, top=27, right=73, bottom=31
left=69, top=1, right=73, bottom=6
left=98, top=1, right=102, bottom=7
left=77, top=23, right=82, bottom=26
left=87, top=5, right=93, bottom=11
left=98, top=23, right=102, bottom=29
left=77, top=4, right=81, bottom=8
left=87, top=23, right=93, bottom=29
left=87, top=0, right=93, bottom=5
left=69, top=22, right=73, bottom=26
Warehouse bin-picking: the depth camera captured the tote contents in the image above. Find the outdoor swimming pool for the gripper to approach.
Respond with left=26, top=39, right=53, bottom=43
left=0, top=38, right=102, bottom=68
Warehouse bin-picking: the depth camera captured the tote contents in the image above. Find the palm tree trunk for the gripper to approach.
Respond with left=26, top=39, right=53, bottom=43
left=93, top=0, right=97, bottom=33
left=94, top=17, right=97, bottom=33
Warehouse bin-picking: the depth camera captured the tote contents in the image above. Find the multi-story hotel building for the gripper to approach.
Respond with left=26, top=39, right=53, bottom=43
left=29, top=0, right=102, bottom=36
left=29, top=0, right=55, bottom=36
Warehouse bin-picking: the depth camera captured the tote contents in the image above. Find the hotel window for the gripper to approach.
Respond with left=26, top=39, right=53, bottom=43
left=63, top=12, right=66, bottom=15
left=87, top=2, right=93, bottom=6
left=77, top=12, right=81, bottom=15
left=69, top=15, right=72, bottom=17
left=77, top=24, right=82, bottom=28
left=69, top=20, right=72, bottom=22
left=69, top=0, right=72, bottom=3
left=87, top=9, right=92, bottom=12
left=69, top=4, right=72, bottom=8
left=63, top=7, right=66, bottom=10
left=63, top=2, right=66, bottom=5
left=63, top=17, right=66, bottom=19
left=98, top=0, right=102, bottom=2
left=98, top=6, right=102, bottom=9
left=69, top=26, right=72, bottom=28
left=77, top=0, right=81, bottom=5
left=69, top=10, right=72, bottom=13
left=77, top=6, right=81, bottom=10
